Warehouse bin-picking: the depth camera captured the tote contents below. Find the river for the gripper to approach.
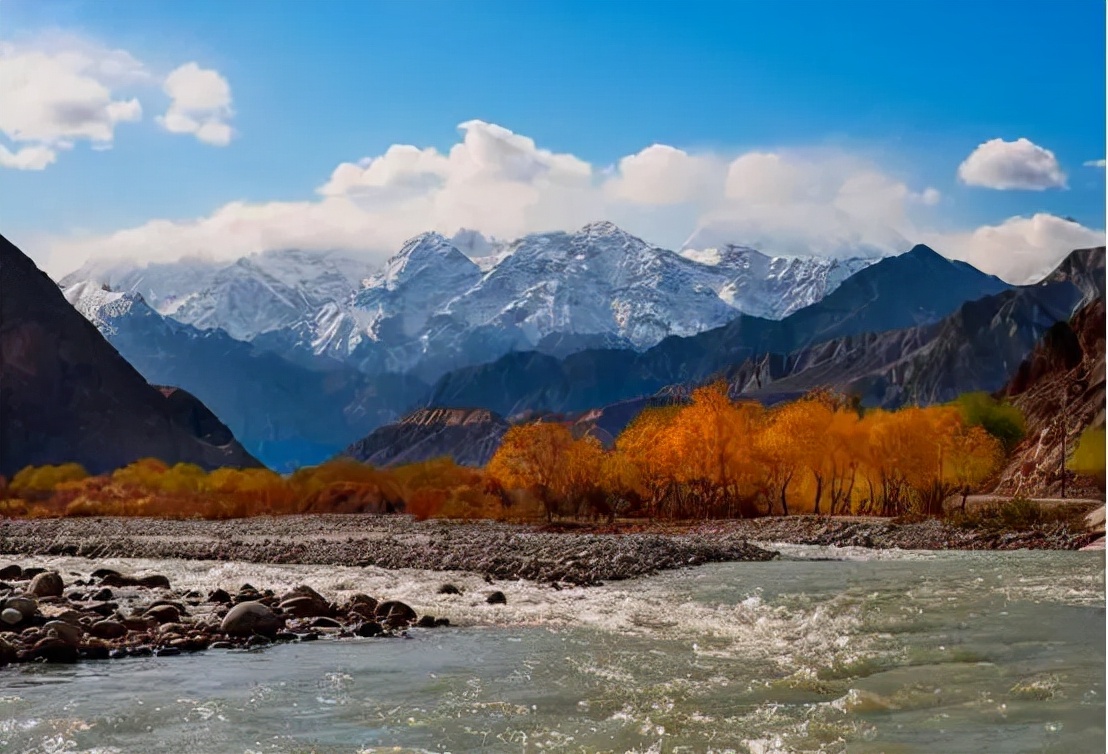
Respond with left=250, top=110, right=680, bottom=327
left=0, top=545, right=1103, bottom=753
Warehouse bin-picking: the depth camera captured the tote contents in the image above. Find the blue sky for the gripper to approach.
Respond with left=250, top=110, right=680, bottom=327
left=1, top=0, right=1104, bottom=281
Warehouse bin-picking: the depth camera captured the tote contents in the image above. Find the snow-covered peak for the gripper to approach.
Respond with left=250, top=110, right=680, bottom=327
left=63, top=281, right=143, bottom=335
left=376, top=233, right=480, bottom=292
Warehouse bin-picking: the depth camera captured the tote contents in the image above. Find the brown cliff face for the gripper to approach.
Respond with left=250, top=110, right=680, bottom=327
left=341, top=408, right=509, bottom=467
left=993, top=297, right=1105, bottom=498
left=0, top=234, right=261, bottom=475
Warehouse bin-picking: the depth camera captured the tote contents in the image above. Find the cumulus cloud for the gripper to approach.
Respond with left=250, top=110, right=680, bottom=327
left=30, top=119, right=1103, bottom=284
left=957, top=137, right=1067, bottom=190
left=604, top=144, right=723, bottom=204
left=157, top=62, right=234, bottom=146
left=923, top=213, right=1105, bottom=284
left=1084, top=158, right=1106, bottom=168
left=0, top=39, right=144, bottom=166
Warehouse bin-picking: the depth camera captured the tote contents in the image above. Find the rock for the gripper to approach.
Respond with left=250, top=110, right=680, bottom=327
left=486, top=591, right=507, bottom=605
left=89, top=620, right=127, bottom=640
left=22, top=567, right=45, bottom=580
left=1, top=607, right=22, bottom=626
left=91, top=588, right=113, bottom=601
left=26, top=636, right=79, bottom=663
left=100, top=573, right=171, bottom=590
left=353, top=621, right=382, bottom=637
left=154, top=647, right=181, bottom=657
left=278, top=595, right=329, bottom=619
left=5, top=596, right=37, bottom=620
left=0, top=637, right=14, bottom=665
left=308, top=616, right=343, bottom=629
left=209, top=641, right=234, bottom=650
left=87, top=601, right=119, bottom=617
left=144, top=605, right=181, bottom=624
left=29, top=571, right=64, bottom=598
left=434, top=618, right=451, bottom=627
left=376, top=600, right=417, bottom=627
left=91, top=568, right=122, bottom=580
left=220, top=601, right=282, bottom=637
left=438, top=584, right=462, bottom=595
left=0, top=565, right=22, bottom=580
left=416, top=615, right=437, bottom=628
left=121, top=616, right=154, bottom=632
left=208, top=588, right=232, bottom=604
left=43, top=620, right=83, bottom=646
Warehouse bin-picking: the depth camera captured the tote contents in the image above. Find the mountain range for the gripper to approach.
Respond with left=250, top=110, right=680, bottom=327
left=50, top=222, right=1103, bottom=473
left=64, top=223, right=874, bottom=381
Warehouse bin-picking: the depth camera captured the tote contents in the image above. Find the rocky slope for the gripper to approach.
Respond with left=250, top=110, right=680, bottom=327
left=993, top=286, right=1105, bottom=498
left=0, top=234, right=260, bottom=475
left=341, top=408, right=510, bottom=467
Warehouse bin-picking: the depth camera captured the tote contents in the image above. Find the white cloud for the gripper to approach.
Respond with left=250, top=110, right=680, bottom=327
left=157, top=62, right=234, bottom=146
left=957, top=137, right=1067, bottom=190
left=0, top=39, right=144, bottom=166
left=1084, top=159, right=1106, bottom=168
left=29, top=120, right=1104, bottom=285
left=924, top=213, right=1105, bottom=284
left=0, top=144, right=57, bottom=170
left=604, top=144, right=723, bottom=204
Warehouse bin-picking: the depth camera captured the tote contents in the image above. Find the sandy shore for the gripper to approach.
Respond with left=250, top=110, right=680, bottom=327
left=0, top=515, right=1097, bottom=586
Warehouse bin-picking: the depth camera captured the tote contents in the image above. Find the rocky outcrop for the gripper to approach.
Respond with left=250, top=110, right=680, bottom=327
left=993, top=295, right=1105, bottom=497
left=0, top=234, right=261, bottom=475
left=341, top=408, right=510, bottom=467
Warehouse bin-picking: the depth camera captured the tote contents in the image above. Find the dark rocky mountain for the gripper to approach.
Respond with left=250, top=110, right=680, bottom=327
left=1039, top=246, right=1106, bottom=305
left=341, top=408, right=509, bottom=467
left=427, top=244, right=1012, bottom=416
left=64, top=282, right=427, bottom=471
left=0, top=234, right=260, bottom=476
left=993, top=294, right=1105, bottom=498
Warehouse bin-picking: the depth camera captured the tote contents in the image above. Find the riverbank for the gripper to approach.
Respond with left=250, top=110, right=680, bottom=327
left=0, top=514, right=1098, bottom=587
left=0, top=563, right=447, bottom=667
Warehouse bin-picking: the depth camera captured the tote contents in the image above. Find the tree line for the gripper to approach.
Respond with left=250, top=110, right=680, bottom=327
left=0, top=387, right=1051, bottom=522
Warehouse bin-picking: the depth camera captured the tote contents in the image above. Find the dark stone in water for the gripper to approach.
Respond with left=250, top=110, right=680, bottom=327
left=434, top=618, right=451, bottom=628
left=486, top=591, right=507, bottom=605
left=208, top=588, right=232, bottom=604
left=91, top=568, right=122, bottom=581
left=376, top=600, right=417, bottom=627
left=209, top=641, right=235, bottom=650
left=353, top=621, right=382, bottom=637
left=154, top=647, right=181, bottom=657
left=438, top=584, right=462, bottom=595
left=221, top=601, right=282, bottom=637
left=308, top=616, right=343, bottom=629
left=91, top=588, right=113, bottom=601
left=22, top=567, right=46, bottom=580
left=109, top=648, right=128, bottom=659
left=416, top=615, right=437, bottom=628
left=0, top=565, right=21, bottom=581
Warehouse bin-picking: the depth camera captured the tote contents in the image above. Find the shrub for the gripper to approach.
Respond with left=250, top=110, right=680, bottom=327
left=953, top=393, right=1026, bottom=453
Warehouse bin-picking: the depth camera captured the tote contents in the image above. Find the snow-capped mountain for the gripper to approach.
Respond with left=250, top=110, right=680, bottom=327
left=680, top=244, right=875, bottom=319
left=58, top=222, right=878, bottom=379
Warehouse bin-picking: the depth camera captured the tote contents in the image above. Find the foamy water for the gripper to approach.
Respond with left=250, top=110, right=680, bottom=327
left=1, top=547, right=1103, bottom=753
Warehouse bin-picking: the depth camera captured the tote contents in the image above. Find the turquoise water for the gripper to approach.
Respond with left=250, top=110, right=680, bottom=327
left=0, top=547, right=1103, bottom=753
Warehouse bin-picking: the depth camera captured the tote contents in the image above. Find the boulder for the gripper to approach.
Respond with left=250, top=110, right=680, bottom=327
left=0, top=608, right=22, bottom=626
left=375, top=600, right=417, bottom=627
left=486, top=591, right=507, bottom=605
left=0, top=565, right=22, bottom=581
left=89, top=620, right=127, bottom=640
left=43, top=620, right=83, bottom=646
left=29, top=571, right=64, bottom=598
left=220, top=601, right=282, bottom=637
left=4, top=596, right=37, bottom=620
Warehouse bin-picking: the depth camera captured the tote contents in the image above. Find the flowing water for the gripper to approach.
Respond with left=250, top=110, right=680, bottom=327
left=0, top=546, right=1103, bottom=753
